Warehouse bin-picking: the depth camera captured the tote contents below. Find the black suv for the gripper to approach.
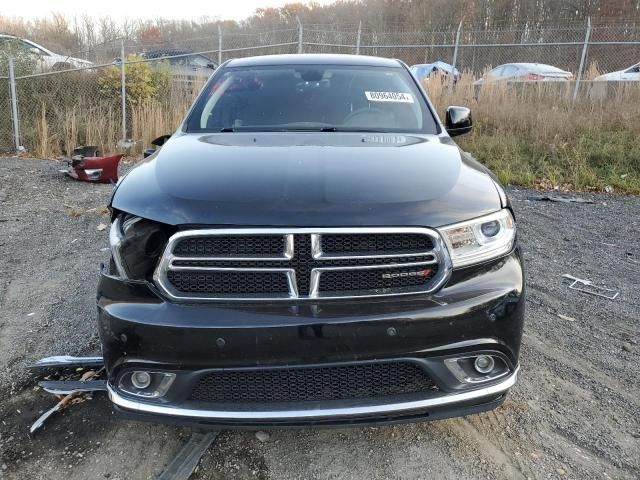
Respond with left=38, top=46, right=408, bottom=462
left=100, top=54, right=524, bottom=427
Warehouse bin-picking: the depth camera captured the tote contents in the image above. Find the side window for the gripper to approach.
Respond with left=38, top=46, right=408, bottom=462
left=490, top=66, right=504, bottom=77
left=501, top=66, right=518, bottom=77
left=626, top=64, right=640, bottom=73
left=6, top=40, right=32, bottom=53
left=189, top=55, right=211, bottom=68
left=22, top=41, right=47, bottom=56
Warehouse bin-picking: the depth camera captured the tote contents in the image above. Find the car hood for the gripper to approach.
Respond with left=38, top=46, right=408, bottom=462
left=112, top=132, right=502, bottom=227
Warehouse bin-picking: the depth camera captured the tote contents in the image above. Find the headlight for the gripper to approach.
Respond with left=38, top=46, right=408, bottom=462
left=109, top=214, right=169, bottom=280
left=437, top=209, right=516, bottom=268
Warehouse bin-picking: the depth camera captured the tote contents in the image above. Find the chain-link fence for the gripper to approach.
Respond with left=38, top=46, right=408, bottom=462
left=0, top=74, right=12, bottom=152
left=1, top=19, right=639, bottom=155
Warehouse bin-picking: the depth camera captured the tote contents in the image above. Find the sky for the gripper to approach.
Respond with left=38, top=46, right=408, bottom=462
left=1, top=0, right=334, bottom=22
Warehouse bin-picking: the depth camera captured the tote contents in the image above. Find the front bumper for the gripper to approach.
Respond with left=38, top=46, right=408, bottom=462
left=107, top=369, right=517, bottom=428
left=97, top=250, right=524, bottom=427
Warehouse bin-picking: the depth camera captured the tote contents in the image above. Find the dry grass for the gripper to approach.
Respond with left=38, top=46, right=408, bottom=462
left=130, top=88, right=196, bottom=150
left=426, top=71, right=640, bottom=193
left=33, top=100, right=122, bottom=157
left=19, top=75, right=202, bottom=158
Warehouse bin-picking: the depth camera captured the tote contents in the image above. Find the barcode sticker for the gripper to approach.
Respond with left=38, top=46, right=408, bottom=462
left=365, top=91, right=414, bottom=103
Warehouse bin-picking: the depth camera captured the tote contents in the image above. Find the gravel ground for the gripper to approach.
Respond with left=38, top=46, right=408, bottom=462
left=0, top=157, right=638, bottom=480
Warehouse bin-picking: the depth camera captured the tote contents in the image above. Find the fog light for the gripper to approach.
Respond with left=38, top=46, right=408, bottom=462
left=119, top=371, right=176, bottom=398
left=474, top=355, right=495, bottom=374
left=131, top=371, right=151, bottom=389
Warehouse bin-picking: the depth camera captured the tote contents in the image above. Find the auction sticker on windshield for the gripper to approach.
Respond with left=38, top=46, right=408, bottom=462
left=365, top=91, right=414, bottom=103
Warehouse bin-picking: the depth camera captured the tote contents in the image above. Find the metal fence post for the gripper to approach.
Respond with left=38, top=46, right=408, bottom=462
left=297, top=16, right=303, bottom=54
left=573, top=17, right=592, bottom=101
left=355, top=20, right=362, bottom=55
left=120, top=40, right=127, bottom=144
left=8, top=55, right=23, bottom=151
left=449, top=22, right=462, bottom=90
left=218, top=24, right=223, bottom=65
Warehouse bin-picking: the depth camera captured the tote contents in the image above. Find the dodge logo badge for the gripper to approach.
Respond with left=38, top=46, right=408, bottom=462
left=382, top=269, right=432, bottom=279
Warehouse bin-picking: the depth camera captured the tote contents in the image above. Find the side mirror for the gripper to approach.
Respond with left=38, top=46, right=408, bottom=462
left=151, top=134, right=171, bottom=147
left=445, top=106, right=472, bottom=137
left=144, top=135, right=172, bottom=158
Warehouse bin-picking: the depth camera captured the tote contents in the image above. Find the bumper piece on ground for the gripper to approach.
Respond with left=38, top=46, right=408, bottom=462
left=39, top=379, right=108, bottom=395
left=31, top=355, right=104, bottom=369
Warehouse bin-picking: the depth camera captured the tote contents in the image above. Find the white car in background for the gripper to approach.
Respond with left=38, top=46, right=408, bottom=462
left=473, top=63, right=573, bottom=86
left=595, top=62, right=640, bottom=81
left=0, top=33, right=93, bottom=71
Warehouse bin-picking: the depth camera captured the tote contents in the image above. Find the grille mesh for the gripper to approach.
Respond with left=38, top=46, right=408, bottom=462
left=167, top=270, right=289, bottom=295
left=319, top=265, right=438, bottom=292
left=321, top=233, right=433, bottom=255
left=173, top=235, right=285, bottom=257
left=189, top=362, right=437, bottom=403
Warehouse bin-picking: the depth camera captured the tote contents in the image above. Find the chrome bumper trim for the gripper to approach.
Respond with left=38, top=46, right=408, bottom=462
left=108, top=368, right=518, bottom=421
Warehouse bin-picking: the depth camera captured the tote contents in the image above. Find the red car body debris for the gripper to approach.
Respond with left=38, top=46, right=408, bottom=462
left=65, top=146, right=123, bottom=183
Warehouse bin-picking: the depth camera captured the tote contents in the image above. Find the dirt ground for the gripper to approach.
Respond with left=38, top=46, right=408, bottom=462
left=0, top=157, right=638, bottom=480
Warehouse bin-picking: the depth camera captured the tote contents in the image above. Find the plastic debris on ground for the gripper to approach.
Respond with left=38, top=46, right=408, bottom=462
left=562, top=274, right=620, bottom=300
left=528, top=195, right=594, bottom=204
left=29, top=358, right=106, bottom=435
left=158, top=431, right=220, bottom=480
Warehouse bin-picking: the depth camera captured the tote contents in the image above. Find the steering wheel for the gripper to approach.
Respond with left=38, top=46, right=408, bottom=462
left=343, top=107, right=385, bottom=125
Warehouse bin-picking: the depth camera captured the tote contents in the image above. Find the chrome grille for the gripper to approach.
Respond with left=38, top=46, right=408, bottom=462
left=154, top=228, right=451, bottom=301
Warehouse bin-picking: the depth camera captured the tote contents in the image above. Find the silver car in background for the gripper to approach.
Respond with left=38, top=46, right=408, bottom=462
left=595, top=62, right=640, bottom=81
left=474, top=63, right=573, bottom=86
left=0, top=33, right=93, bottom=71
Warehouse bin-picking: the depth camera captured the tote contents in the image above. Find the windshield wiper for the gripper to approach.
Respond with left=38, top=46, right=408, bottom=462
left=220, top=126, right=334, bottom=133
left=318, top=127, right=391, bottom=133
left=280, top=127, right=389, bottom=133
left=218, top=126, right=390, bottom=133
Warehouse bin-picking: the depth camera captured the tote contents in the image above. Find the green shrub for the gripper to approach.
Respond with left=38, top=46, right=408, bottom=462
left=98, top=55, right=171, bottom=106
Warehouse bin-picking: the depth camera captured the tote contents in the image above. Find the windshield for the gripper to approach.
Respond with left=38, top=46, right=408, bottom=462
left=185, top=64, right=438, bottom=133
left=189, top=55, right=213, bottom=68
